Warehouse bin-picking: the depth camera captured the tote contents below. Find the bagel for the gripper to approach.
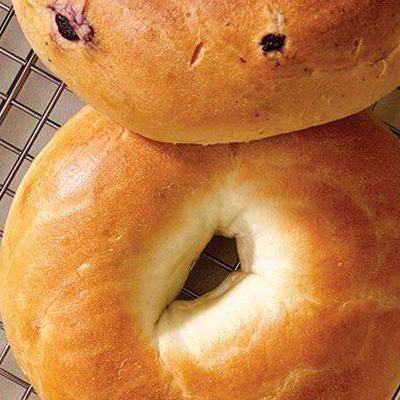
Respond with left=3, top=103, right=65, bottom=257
left=1, top=108, right=400, bottom=399
left=12, top=0, right=400, bottom=143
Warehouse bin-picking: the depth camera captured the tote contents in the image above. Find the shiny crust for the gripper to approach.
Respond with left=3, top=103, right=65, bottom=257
left=1, top=108, right=400, bottom=399
left=12, top=0, right=400, bottom=143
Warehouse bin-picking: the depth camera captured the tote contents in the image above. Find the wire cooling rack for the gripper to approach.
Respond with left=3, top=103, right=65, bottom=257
left=0, top=1, right=400, bottom=399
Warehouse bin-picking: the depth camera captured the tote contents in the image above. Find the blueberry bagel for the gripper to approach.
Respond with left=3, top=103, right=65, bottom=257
left=12, top=0, right=400, bottom=143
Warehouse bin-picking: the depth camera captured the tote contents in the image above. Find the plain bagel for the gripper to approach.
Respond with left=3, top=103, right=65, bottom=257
left=12, top=0, right=400, bottom=143
left=1, top=108, right=400, bottom=399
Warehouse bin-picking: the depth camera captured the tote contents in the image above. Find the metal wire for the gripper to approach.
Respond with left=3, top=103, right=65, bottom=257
left=0, top=1, right=399, bottom=399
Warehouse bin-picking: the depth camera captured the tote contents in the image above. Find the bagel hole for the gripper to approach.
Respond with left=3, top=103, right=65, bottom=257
left=177, top=235, right=240, bottom=301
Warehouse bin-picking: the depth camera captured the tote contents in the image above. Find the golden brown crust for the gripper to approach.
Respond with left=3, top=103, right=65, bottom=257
left=1, top=108, right=400, bottom=399
left=12, top=0, right=400, bottom=143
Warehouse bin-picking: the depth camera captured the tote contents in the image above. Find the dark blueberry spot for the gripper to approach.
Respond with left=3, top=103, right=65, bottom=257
left=55, top=14, right=79, bottom=41
left=240, top=57, right=247, bottom=63
left=260, top=34, right=286, bottom=52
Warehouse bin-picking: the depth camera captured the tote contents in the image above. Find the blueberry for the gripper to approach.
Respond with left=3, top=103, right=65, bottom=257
left=55, top=14, right=79, bottom=41
left=260, top=34, right=286, bottom=52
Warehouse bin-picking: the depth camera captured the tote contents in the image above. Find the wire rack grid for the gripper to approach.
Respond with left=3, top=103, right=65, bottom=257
left=0, top=1, right=400, bottom=399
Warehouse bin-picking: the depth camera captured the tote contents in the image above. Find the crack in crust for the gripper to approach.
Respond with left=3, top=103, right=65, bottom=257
left=189, top=42, right=205, bottom=66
